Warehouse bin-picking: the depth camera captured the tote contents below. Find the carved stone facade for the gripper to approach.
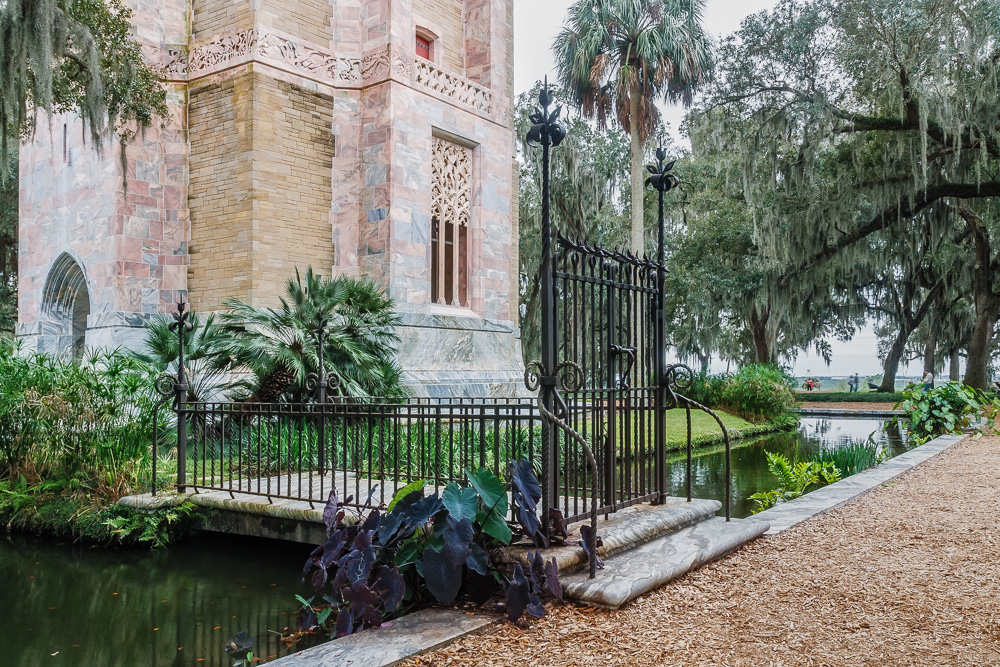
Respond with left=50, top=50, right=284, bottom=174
left=18, top=0, right=523, bottom=397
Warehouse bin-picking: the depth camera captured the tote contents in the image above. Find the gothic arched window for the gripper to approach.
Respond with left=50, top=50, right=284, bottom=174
left=430, top=137, right=471, bottom=307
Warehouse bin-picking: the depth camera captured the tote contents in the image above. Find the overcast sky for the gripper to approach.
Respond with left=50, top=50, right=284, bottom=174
left=511, top=0, right=928, bottom=378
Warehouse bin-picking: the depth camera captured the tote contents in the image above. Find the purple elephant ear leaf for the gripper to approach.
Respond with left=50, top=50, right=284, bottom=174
left=528, top=550, right=545, bottom=590
left=323, top=489, right=340, bottom=535
left=301, top=545, right=322, bottom=582
left=311, top=564, right=328, bottom=591
left=360, top=509, right=381, bottom=533
left=505, top=562, right=529, bottom=622
left=335, top=607, right=354, bottom=638
left=373, top=565, right=405, bottom=612
left=526, top=593, right=546, bottom=619
left=509, top=460, right=544, bottom=546
left=579, top=524, right=604, bottom=570
left=465, top=543, right=489, bottom=576
left=421, top=547, right=463, bottom=605
left=548, top=508, right=569, bottom=545
left=544, top=557, right=562, bottom=600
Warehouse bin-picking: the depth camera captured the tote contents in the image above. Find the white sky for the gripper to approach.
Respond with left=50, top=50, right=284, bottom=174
left=511, top=0, right=925, bottom=377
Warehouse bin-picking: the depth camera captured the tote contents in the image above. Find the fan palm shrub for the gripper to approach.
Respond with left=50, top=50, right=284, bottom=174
left=132, top=311, right=229, bottom=402
left=219, top=267, right=404, bottom=401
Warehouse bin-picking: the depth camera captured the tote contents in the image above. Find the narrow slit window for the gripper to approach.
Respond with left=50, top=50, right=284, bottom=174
left=416, top=34, right=432, bottom=60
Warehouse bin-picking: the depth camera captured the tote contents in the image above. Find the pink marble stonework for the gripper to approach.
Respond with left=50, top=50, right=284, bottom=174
left=18, top=0, right=524, bottom=398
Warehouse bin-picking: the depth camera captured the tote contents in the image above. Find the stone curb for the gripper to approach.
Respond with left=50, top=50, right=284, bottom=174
left=267, top=608, right=495, bottom=666
left=752, top=432, right=968, bottom=535
left=793, top=408, right=903, bottom=417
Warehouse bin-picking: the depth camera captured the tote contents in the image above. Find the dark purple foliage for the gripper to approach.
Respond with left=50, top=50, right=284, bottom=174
left=578, top=524, right=604, bottom=570
left=300, top=460, right=564, bottom=635
left=509, top=461, right=544, bottom=546
left=421, top=546, right=464, bottom=605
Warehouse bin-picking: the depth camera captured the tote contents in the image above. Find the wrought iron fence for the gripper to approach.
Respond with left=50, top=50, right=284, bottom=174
left=156, top=394, right=540, bottom=513
left=149, top=83, right=731, bottom=581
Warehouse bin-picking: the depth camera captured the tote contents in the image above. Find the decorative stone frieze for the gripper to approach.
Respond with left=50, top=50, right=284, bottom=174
left=414, top=58, right=492, bottom=115
left=185, top=28, right=362, bottom=84
left=431, top=137, right=472, bottom=227
left=361, top=46, right=412, bottom=82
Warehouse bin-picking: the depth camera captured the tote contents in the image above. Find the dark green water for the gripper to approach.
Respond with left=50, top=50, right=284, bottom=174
left=3, top=417, right=905, bottom=667
left=664, top=416, right=907, bottom=518
left=0, top=533, right=318, bottom=667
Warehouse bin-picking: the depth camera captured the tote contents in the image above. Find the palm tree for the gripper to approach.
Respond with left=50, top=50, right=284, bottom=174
left=219, top=268, right=405, bottom=401
left=554, top=0, right=711, bottom=254
left=133, top=311, right=229, bottom=402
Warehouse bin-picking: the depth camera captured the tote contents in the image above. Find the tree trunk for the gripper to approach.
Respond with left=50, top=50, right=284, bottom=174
left=949, top=348, right=960, bottom=381
left=879, top=329, right=909, bottom=392
left=964, top=303, right=996, bottom=389
left=696, top=348, right=710, bottom=375
left=922, top=312, right=938, bottom=387
left=628, top=91, right=644, bottom=256
left=959, top=205, right=999, bottom=390
left=749, top=308, right=772, bottom=365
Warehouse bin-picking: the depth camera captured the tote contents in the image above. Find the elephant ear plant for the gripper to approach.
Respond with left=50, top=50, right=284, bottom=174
left=298, top=461, right=563, bottom=638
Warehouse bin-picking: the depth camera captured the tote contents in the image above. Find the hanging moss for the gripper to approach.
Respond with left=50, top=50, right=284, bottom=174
left=0, top=0, right=166, bottom=177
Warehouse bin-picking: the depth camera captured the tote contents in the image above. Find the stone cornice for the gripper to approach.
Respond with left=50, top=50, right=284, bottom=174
left=163, top=29, right=509, bottom=125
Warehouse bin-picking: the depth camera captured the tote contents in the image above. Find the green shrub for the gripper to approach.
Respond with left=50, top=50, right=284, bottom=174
left=890, top=381, right=996, bottom=445
left=721, top=364, right=796, bottom=423
left=686, top=373, right=726, bottom=408
left=814, top=439, right=888, bottom=476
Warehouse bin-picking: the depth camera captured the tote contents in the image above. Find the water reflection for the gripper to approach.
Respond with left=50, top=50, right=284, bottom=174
left=665, top=417, right=906, bottom=518
left=0, top=533, right=318, bottom=667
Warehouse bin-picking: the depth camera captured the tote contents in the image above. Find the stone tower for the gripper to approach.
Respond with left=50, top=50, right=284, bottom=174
left=18, top=0, right=523, bottom=397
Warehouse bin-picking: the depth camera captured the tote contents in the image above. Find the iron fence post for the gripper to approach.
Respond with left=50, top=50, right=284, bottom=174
left=170, top=301, right=191, bottom=493
left=525, top=79, right=566, bottom=541
left=315, top=314, right=327, bottom=476
left=645, top=147, right=677, bottom=504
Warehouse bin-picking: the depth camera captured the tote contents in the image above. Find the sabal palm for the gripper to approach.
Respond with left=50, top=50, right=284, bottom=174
left=554, top=0, right=711, bottom=254
left=219, top=267, right=403, bottom=401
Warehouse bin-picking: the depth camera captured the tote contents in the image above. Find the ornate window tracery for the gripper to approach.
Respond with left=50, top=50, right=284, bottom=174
left=430, top=137, right=471, bottom=307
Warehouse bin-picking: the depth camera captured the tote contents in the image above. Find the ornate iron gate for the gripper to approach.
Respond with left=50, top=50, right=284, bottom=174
left=525, top=85, right=731, bottom=553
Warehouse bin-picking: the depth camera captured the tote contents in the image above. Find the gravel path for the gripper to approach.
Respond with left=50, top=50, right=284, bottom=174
left=405, top=436, right=1000, bottom=666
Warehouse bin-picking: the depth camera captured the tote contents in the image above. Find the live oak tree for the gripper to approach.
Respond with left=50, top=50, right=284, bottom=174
left=662, top=156, right=865, bottom=367
left=693, top=0, right=1000, bottom=388
left=554, top=0, right=712, bottom=255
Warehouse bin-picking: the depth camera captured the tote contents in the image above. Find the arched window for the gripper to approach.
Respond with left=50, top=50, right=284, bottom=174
left=430, top=137, right=471, bottom=307
left=41, top=253, right=90, bottom=359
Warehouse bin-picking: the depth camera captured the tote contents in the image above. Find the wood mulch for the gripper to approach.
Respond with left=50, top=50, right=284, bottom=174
left=800, top=401, right=899, bottom=411
left=403, top=436, right=1000, bottom=666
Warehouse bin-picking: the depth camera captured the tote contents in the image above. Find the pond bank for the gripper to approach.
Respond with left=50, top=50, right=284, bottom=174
left=0, top=482, right=205, bottom=548
left=401, top=433, right=1000, bottom=666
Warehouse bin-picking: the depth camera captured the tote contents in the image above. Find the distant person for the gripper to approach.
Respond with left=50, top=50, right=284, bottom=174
left=921, top=369, right=934, bottom=391
left=850, top=373, right=860, bottom=393
left=805, top=378, right=814, bottom=391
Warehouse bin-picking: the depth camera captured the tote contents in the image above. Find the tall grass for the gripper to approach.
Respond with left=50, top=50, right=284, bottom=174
left=0, top=342, right=164, bottom=499
left=813, top=439, right=888, bottom=476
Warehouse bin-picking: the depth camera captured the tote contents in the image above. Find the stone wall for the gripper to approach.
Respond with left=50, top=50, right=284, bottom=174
left=412, top=0, right=464, bottom=73
left=18, top=0, right=523, bottom=396
left=188, top=72, right=254, bottom=311
left=258, top=0, right=333, bottom=46
left=17, top=0, right=189, bottom=356
left=249, top=74, right=335, bottom=305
